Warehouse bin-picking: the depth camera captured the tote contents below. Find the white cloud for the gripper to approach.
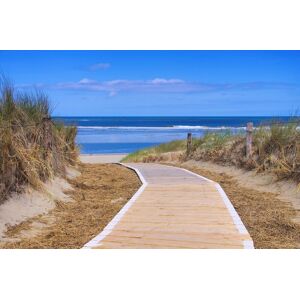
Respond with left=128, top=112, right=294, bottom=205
left=89, top=63, right=111, bottom=70
left=150, top=78, right=185, bottom=84
left=78, top=78, right=97, bottom=84
left=57, top=78, right=191, bottom=95
left=52, top=78, right=298, bottom=96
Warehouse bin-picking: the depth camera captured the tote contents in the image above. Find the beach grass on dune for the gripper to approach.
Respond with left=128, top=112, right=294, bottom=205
left=0, top=77, right=78, bottom=202
left=123, top=119, right=300, bottom=184
left=122, top=139, right=186, bottom=162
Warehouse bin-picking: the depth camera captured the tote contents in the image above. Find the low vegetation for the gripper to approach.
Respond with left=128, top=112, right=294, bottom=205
left=0, top=77, right=78, bottom=203
left=123, top=139, right=187, bottom=162
left=123, top=120, right=300, bottom=184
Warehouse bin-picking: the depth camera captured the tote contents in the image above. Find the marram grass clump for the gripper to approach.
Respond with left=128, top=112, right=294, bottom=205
left=252, top=121, right=300, bottom=182
left=0, top=79, right=78, bottom=203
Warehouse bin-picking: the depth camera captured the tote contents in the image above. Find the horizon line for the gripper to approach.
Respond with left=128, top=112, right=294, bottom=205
left=51, top=115, right=294, bottom=118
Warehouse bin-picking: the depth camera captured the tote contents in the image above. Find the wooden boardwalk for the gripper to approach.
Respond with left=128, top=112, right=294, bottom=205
left=84, top=163, right=254, bottom=249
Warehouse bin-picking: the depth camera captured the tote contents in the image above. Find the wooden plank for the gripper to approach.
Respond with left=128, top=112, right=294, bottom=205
left=104, top=230, right=248, bottom=243
left=88, top=163, right=253, bottom=249
left=95, top=236, right=244, bottom=249
left=112, top=222, right=243, bottom=235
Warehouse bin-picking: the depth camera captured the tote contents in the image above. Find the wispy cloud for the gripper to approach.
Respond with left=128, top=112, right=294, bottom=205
left=55, top=78, right=297, bottom=96
left=78, top=78, right=97, bottom=84
left=89, top=63, right=111, bottom=71
left=150, top=78, right=185, bottom=84
left=17, top=78, right=298, bottom=97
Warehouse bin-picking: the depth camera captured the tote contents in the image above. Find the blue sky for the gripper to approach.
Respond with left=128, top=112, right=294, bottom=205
left=0, top=50, right=299, bottom=116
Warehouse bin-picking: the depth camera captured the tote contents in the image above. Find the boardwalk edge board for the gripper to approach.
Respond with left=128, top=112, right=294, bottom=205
left=82, top=163, right=148, bottom=249
left=173, top=166, right=254, bottom=249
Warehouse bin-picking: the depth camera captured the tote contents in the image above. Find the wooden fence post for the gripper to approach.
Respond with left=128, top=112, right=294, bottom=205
left=246, top=122, right=253, bottom=159
left=187, top=132, right=192, bottom=156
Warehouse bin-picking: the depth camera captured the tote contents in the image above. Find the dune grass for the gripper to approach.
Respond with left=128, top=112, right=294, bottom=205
left=0, top=78, right=78, bottom=203
left=122, top=139, right=186, bottom=162
left=123, top=120, right=300, bottom=184
left=252, top=121, right=300, bottom=182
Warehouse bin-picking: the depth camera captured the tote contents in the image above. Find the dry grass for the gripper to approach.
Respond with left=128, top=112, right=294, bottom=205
left=1, top=163, right=141, bottom=249
left=0, top=78, right=78, bottom=203
left=167, top=162, right=300, bottom=248
left=123, top=120, right=300, bottom=184
left=190, top=122, right=300, bottom=184
left=122, top=140, right=186, bottom=162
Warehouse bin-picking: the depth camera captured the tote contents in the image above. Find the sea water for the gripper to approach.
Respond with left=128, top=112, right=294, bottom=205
left=53, top=116, right=290, bottom=154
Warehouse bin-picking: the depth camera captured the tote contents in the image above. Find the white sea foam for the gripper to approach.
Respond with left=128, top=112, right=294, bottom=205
left=77, top=125, right=247, bottom=130
left=172, top=125, right=247, bottom=130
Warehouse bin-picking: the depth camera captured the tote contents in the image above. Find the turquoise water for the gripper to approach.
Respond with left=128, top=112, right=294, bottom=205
left=53, top=116, right=289, bottom=154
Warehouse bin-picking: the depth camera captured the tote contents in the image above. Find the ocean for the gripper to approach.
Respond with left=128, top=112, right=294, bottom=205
left=53, top=116, right=290, bottom=154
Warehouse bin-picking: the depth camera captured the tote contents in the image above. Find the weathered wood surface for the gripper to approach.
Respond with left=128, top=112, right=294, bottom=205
left=89, top=163, right=253, bottom=249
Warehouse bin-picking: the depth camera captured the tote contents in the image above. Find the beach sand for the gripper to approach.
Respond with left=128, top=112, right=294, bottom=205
left=0, top=167, right=80, bottom=240
left=0, top=154, right=127, bottom=242
left=80, top=153, right=128, bottom=163
left=1, top=162, right=140, bottom=248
